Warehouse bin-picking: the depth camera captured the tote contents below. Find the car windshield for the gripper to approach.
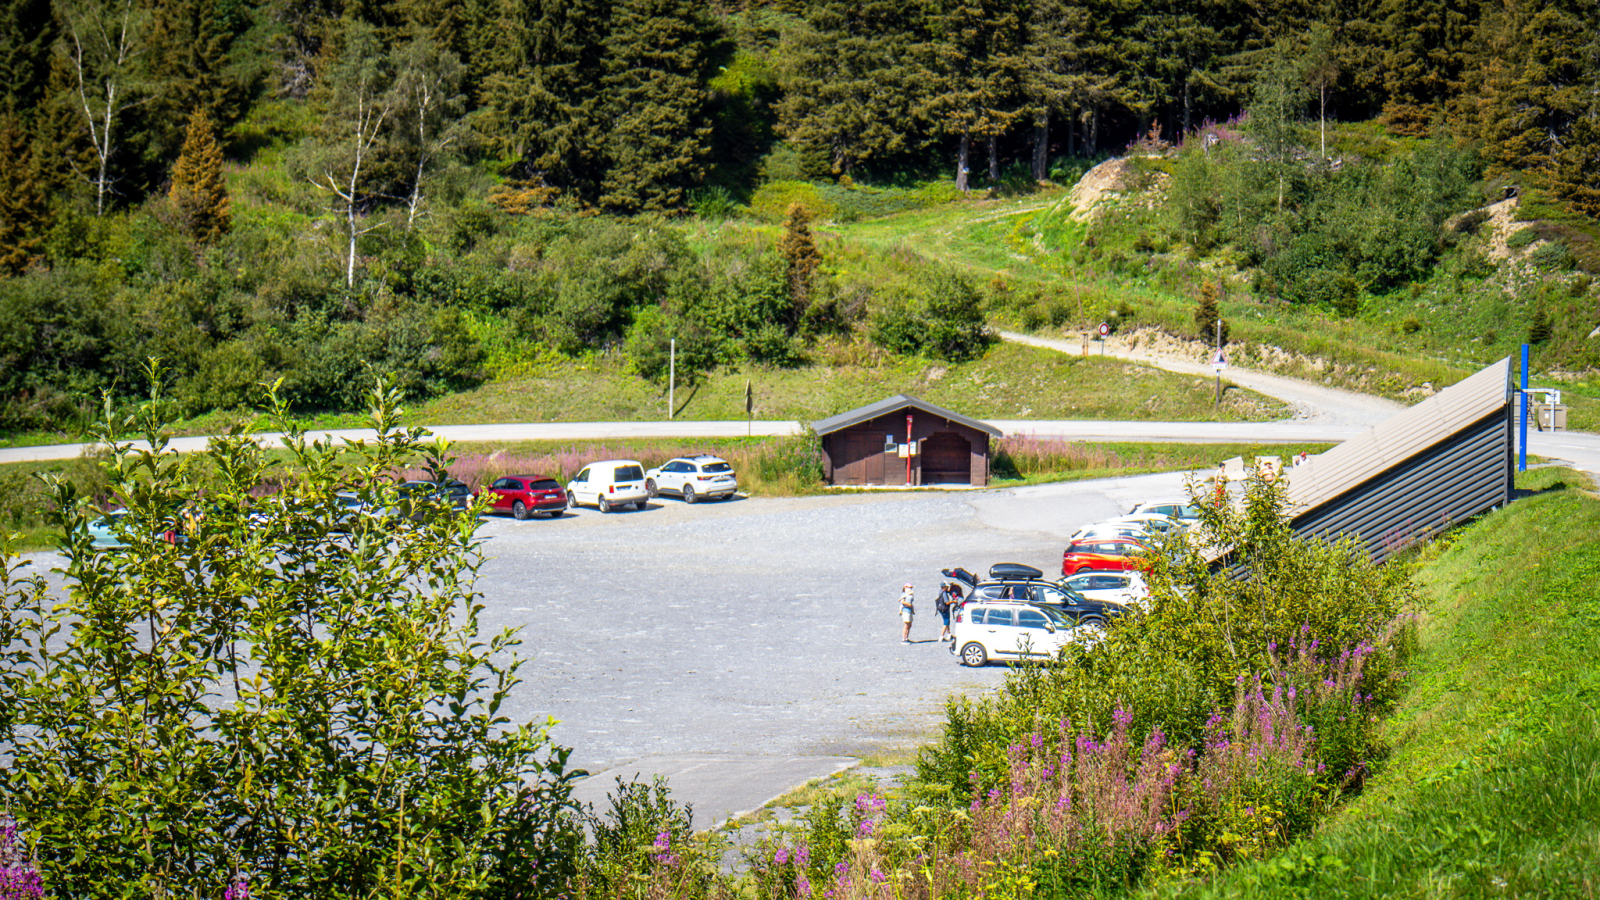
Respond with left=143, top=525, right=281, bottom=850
left=701, top=462, right=732, bottom=473
left=615, top=465, right=644, bottom=482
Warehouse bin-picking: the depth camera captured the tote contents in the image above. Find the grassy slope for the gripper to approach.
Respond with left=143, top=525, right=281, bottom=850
left=1149, top=467, right=1600, bottom=899
left=823, top=168, right=1597, bottom=431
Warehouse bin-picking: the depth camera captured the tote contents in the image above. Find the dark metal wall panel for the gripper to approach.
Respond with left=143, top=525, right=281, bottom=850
left=1290, top=409, right=1513, bottom=563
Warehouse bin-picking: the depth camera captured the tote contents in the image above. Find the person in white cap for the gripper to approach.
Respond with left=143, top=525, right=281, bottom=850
left=899, top=582, right=915, bottom=643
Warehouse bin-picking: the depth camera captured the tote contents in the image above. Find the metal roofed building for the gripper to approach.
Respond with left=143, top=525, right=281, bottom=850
left=812, top=395, right=1003, bottom=486
left=1285, top=357, right=1514, bottom=562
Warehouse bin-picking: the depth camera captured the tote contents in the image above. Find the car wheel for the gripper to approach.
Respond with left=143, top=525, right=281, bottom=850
left=960, top=642, right=988, bottom=667
left=1082, top=616, right=1106, bottom=629
left=634, top=500, right=648, bottom=511
left=512, top=500, right=529, bottom=521
left=598, top=495, right=612, bottom=513
left=683, top=484, right=696, bottom=504
left=645, top=478, right=659, bottom=499
left=567, top=491, right=579, bottom=509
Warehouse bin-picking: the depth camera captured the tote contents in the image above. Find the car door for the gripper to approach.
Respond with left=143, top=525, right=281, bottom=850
left=1013, top=607, right=1058, bottom=657
left=665, top=461, right=689, bottom=494
left=490, top=478, right=516, bottom=513
left=570, top=468, right=592, bottom=505
left=975, top=606, right=1025, bottom=656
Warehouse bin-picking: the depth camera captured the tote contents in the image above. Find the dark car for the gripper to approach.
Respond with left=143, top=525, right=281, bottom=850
left=476, top=475, right=567, bottom=520
left=942, top=563, right=1128, bottom=628
left=1060, top=536, right=1150, bottom=576
left=397, top=479, right=473, bottom=520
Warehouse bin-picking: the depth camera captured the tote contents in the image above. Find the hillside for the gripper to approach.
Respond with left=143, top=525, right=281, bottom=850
left=3, top=0, right=1598, bottom=439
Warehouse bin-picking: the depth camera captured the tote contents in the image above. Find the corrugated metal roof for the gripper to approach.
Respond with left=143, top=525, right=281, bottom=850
left=1287, top=358, right=1511, bottom=517
left=811, top=395, right=1004, bottom=437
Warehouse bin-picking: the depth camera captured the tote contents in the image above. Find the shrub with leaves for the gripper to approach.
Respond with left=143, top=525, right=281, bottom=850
left=0, top=366, right=583, bottom=900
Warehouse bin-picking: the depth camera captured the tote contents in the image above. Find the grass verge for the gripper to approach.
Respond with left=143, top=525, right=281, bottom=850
left=1148, top=466, right=1600, bottom=899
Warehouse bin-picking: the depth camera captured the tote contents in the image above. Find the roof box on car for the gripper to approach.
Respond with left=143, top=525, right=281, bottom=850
left=989, top=562, right=1044, bottom=581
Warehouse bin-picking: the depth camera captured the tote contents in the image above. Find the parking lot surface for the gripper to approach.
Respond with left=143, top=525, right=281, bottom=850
left=475, top=470, right=1193, bottom=821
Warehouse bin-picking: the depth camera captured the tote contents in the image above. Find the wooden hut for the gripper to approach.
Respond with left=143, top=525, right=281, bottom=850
left=812, top=395, right=1001, bottom=486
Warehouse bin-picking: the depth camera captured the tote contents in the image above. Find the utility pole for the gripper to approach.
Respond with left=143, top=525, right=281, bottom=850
left=1214, top=319, right=1223, bottom=405
left=669, top=338, right=675, bottom=421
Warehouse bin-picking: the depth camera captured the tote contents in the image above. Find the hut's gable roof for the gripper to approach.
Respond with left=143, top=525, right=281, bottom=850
left=811, top=395, right=1003, bottom=438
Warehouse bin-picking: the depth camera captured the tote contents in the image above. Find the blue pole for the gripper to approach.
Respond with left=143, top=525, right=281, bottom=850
left=1519, top=344, right=1529, bottom=473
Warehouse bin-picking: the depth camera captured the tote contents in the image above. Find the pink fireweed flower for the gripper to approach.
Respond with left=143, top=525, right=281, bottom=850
left=224, top=874, right=250, bottom=900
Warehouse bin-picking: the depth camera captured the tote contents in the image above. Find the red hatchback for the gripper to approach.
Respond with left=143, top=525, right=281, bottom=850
left=477, top=476, right=568, bottom=520
left=1061, top=537, right=1150, bottom=575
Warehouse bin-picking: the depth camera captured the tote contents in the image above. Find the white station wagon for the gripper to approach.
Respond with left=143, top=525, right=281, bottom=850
left=949, top=600, right=1091, bottom=667
left=566, top=460, right=650, bottom=513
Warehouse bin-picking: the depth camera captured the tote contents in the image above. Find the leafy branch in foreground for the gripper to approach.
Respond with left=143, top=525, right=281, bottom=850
left=0, top=362, right=583, bottom=900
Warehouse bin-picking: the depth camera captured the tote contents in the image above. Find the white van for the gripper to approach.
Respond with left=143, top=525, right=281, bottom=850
left=566, top=460, right=650, bottom=513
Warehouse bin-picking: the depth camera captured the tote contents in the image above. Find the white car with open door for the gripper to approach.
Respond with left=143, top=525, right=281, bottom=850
left=566, top=460, right=650, bottom=513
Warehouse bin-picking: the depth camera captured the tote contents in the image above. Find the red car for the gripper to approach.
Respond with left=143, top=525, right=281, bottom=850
left=1061, top=536, right=1150, bottom=575
left=476, top=476, right=568, bottom=520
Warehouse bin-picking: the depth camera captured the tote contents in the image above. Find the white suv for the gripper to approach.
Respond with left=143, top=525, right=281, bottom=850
left=566, top=460, right=649, bottom=513
left=949, top=601, right=1087, bottom=667
left=644, top=455, right=738, bottom=503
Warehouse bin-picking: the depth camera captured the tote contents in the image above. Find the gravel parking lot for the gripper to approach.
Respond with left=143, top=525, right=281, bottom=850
left=472, top=470, right=1196, bottom=814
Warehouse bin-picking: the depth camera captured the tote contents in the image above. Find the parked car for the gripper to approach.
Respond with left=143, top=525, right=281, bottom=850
left=943, top=563, right=1127, bottom=628
left=87, top=509, right=130, bottom=549
left=397, top=478, right=474, bottom=520
left=645, top=455, right=739, bottom=503
left=1127, top=499, right=1200, bottom=525
left=947, top=599, right=1086, bottom=667
left=1061, top=570, right=1150, bottom=607
left=1070, top=514, right=1180, bottom=541
left=1061, top=537, right=1150, bottom=575
left=567, top=460, right=649, bottom=512
left=477, top=475, right=568, bottom=519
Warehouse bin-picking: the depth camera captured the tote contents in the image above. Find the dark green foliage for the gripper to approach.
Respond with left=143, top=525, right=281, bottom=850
left=0, top=111, right=48, bottom=273
left=480, top=0, right=611, bottom=204
left=776, top=202, right=822, bottom=326
left=775, top=0, right=926, bottom=177
left=597, top=0, right=727, bottom=212
left=1528, top=305, right=1552, bottom=343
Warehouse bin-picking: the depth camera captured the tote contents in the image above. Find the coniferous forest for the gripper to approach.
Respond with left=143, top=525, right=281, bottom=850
left=0, top=0, right=1597, bottom=429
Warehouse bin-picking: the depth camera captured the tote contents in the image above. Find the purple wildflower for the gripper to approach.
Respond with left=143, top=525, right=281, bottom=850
left=224, top=874, right=250, bottom=900
left=774, top=847, right=789, bottom=866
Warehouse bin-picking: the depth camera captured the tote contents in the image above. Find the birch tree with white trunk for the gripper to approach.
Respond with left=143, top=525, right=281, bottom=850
left=57, top=0, right=151, bottom=216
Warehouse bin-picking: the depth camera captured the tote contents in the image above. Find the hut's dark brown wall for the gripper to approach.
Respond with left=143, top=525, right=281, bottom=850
left=821, top=413, right=990, bottom=486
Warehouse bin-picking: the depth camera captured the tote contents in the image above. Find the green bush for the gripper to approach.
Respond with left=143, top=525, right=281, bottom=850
left=0, top=372, right=583, bottom=899
left=1506, top=226, right=1538, bottom=249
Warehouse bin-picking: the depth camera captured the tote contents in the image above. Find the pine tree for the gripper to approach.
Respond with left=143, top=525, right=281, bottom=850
left=480, top=0, right=612, bottom=204
left=169, top=107, right=230, bottom=244
left=775, top=0, right=926, bottom=177
left=597, top=0, right=725, bottom=212
left=1463, top=0, right=1590, bottom=183
left=1194, top=279, right=1228, bottom=343
left=1377, top=0, right=1476, bottom=134
left=1022, top=0, right=1117, bottom=179
left=0, top=0, right=56, bottom=114
left=924, top=0, right=1029, bottom=190
left=0, top=111, right=48, bottom=273
left=776, top=203, right=822, bottom=328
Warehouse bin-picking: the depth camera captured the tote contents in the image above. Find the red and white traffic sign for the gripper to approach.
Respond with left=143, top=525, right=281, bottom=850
left=1098, top=322, right=1110, bottom=337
